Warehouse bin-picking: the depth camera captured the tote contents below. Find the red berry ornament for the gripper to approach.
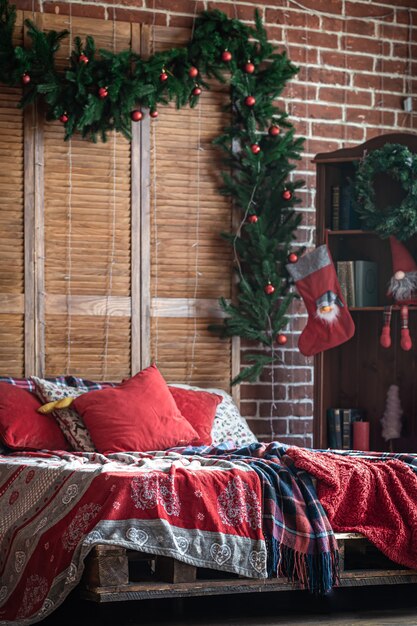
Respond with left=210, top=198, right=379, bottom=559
left=282, top=189, right=292, bottom=201
left=269, top=125, right=280, bottom=137
left=264, top=283, right=275, bottom=295
left=98, top=86, right=108, bottom=99
left=21, top=73, right=30, bottom=85
left=244, top=61, right=255, bottom=74
left=150, top=110, right=159, bottom=118
left=251, top=144, right=261, bottom=155
left=276, top=334, right=287, bottom=345
left=222, top=50, right=232, bottom=62
left=248, top=215, right=258, bottom=224
left=59, top=113, right=69, bottom=123
left=245, top=95, right=256, bottom=107
left=131, top=110, right=143, bottom=122
left=192, top=86, right=202, bottom=96
left=188, top=66, right=198, bottom=78
left=288, top=252, right=298, bottom=264
left=159, top=71, right=168, bottom=82
left=79, top=53, right=89, bottom=64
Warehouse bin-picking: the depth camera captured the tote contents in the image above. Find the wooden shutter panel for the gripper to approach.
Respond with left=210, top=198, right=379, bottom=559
left=40, top=15, right=136, bottom=380
left=0, top=12, right=24, bottom=376
left=151, top=27, right=235, bottom=391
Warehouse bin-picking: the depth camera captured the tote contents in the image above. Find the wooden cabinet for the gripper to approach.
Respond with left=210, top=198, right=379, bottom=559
left=313, top=133, right=417, bottom=452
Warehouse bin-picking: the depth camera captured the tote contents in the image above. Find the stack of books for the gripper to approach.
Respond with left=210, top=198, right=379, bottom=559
left=330, top=183, right=361, bottom=230
left=327, top=408, right=366, bottom=449
left=336, top=260, right=378, bottom=307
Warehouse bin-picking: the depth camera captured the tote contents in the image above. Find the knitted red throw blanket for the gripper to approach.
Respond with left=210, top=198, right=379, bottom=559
left=286, top=447, right=417, bottom=570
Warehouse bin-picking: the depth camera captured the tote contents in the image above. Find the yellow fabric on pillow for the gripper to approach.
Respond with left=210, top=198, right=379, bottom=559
left=38, top=397, right=74, bottom=414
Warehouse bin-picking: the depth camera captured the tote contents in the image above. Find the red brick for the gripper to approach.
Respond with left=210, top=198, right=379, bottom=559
left=273, top=435, right=313, bottom=447
left=289, top=418, right=314, bottom=435
left=114, top=7, right=167, bottom=24
left=374, top=92, right=404, bottom=110
left=10, top=0, right=42, bottom=9
left=298, top=66, right=349, bottom=86
left=286, top=29, right=338, bottom=50
left=153, top=0, right=197, bottom=12
left=206, top=1, right=258, bottom=21
left=260, top=367, right=312, bottom=384
left=240, top=401, right=257, bottom=416
left=284, top=82, right=317, bottom=101
left=169, top=15, right=197, bottom=27
left=265, top=25, right=284, bottom=43
left=354, top=74, right=404, bottom=92
left=397, top=111, right=417, bottom=129
left=293, top=226, right=312, bottom=244
left=396, top=8, right=415, bottom=24
left=320, top=50, right=374, bottom=72
left=375, top=58, right=408, bottom=74
left=287, top=384, right=314, bottom=400
left=43, top=2, right=106, bottom=19
left=285, top=46, right=318, bottom=66
left=346, top=3, right=394, bottom=19
left=392, top=42, right=417, bottom=58
left=294, top=0, right=342, bottom=14
left=341, top=35, right=384, bottom=55
left=320, top=16, right=344, bottom=32
left=289, top=102, right=343, bottom=121
left=307, top=139, right=342, bottom=155
left=283, top=351, right=313, bottom=366
left=345, top=18, right=376, bottom=37
left=265, top=7, right=320, bottom=30
left=249, top=418, right=288, bottom=436
left=91, top=0, right=143, bottom=5
left=313, top=122, right=365, bottom=142
left=240, top=384, right=286, bottom=401
left=346, top=107, right=395, bottom=127
left=380, top=23, right=410, bottom=42
left=260, top=402, right=313, bottom=418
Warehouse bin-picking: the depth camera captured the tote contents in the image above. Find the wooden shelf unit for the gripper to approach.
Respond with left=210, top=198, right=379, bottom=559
left=313, top=133, right=417, bottom=452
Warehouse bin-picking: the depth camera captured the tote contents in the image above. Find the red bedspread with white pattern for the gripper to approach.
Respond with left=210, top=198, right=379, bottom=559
left=0, top=449, right=266, bottom=625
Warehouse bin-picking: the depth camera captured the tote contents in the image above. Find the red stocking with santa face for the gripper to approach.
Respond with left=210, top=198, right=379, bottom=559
left=286, top=245, right=355, bottom=356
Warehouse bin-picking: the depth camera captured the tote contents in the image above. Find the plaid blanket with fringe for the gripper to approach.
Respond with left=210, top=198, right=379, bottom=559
left=177, top=441, right=340, bottom=594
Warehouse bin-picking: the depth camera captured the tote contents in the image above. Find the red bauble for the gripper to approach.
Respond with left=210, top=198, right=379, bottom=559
left=221, top=50, right=232, bottom=62
left=288, top=252, right=298, bottom=264
left=251, top=144, right=261, bottom=154
left=276, top=333, right=287, bottom=345
left=59, top=113, right=69, bottom=123
left=244, top=61, right=255, bottom=74
left=131, top=110, right=143, bottom=122
left=159, top=71, right=168, bottom=82
left=79, top=53, right=89, bottom=64
left=188, top=66, right=198, bottom=78
left=247, top=215, right=258, bottom=224
left=21, top=73, right=30, bottom=85
left=98, top=86, right=108, bottom=99
left=269, top=125, right=280, bottom=137
left=150, top=110, right=159, bottom=118
left=264, top=283, right=275, bottom=295
left=245, top=95, right=256, bottom=107
left=192, top=86, right=202, bottom=96
left=282, top=189, right=292, bottom=200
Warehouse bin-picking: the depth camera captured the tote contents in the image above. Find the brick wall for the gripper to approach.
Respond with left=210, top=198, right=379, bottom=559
left=14, top=0, right=417, bottom=445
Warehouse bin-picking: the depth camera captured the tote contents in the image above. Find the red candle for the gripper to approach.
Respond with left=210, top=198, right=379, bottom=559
left=353, top=421, right=370, bottom=451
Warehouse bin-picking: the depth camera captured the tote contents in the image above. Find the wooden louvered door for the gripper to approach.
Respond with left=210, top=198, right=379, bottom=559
left=27, top=14, right=146, bottom=381
left=150, top=27, right=237, bottom=395
left=0, top=12, right=25, bottom=376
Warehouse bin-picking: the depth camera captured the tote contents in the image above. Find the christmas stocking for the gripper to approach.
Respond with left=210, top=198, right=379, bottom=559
left=286, top=245, right=355, bottom=356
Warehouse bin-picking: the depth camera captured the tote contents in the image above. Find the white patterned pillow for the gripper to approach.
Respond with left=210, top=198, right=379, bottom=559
left=170, top=384, right=257, bottom=448
left=31, top=377, right=95, bottom=452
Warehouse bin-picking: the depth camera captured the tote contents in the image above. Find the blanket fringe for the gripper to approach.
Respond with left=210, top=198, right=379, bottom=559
left=272, top=538, right=339, bottom=594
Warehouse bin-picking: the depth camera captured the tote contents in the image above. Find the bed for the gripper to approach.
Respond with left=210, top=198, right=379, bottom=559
left=0, top=367, right=417, bottom=625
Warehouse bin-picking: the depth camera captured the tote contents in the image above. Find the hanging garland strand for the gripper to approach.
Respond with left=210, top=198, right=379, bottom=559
left=0, top=0, right=305, bottom=384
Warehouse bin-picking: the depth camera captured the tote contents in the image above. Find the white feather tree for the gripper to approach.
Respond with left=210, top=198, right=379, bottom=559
left=381, top=384, right=403, bottom=442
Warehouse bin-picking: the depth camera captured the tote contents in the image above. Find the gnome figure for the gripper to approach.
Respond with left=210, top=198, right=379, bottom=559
left=380, top=236, right=417, bottom=351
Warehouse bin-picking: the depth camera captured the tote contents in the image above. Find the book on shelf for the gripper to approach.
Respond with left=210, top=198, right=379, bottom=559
left=327, top=408, right=366, bottom=449
left=337, top=260, right=378, bottom=308
left=330, top=183, right=360, bottom=230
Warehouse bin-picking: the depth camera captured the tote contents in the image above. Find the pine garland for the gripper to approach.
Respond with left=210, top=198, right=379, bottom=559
left=354, top=143, right=417, bottom=242
left=0, top=0, right=305, bottom=384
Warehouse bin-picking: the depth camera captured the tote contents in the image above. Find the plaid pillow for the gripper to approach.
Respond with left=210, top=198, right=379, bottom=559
left=0, top=376, right=71, bottom=393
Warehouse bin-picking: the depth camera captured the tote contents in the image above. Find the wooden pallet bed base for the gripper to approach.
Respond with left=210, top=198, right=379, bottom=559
left=81, top=534, right=417, bottom=603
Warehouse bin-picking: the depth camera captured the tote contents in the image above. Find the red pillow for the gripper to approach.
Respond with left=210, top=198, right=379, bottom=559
left=168, top=386, right=222, bottom=445
left=73, top=365, right=199, bottom=454
left=0, top=383, right=70, bottom=451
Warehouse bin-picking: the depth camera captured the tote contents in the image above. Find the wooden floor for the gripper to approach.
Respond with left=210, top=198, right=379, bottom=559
left=41, top=584, right=417, bottom=626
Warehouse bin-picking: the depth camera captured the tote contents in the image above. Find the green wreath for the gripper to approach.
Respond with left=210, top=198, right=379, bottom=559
left=354, top=143, right=417, bottom=241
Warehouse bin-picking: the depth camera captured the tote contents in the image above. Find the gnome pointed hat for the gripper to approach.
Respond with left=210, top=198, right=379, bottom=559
left=388, top=235, right=417, bottom=304
left=389, top=235, right=417, bottom=275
